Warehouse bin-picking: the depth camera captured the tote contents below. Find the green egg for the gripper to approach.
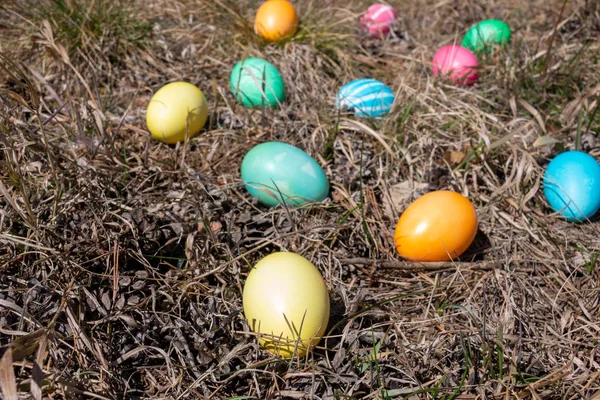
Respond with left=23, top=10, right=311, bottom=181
left=462, top=19, right=511, bottom=54
left=229, top=57, right=286, bottom=108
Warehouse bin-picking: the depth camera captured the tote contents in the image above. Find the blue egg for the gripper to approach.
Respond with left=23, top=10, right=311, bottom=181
left=241, top=142, right=330, bottom=207
left=543, top=150, right=600, bottom=222
left=336, top=78, right=395, bottom=118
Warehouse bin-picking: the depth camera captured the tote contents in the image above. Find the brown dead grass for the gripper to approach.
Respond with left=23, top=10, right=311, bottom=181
left=1, top=0, right=600, bottom=398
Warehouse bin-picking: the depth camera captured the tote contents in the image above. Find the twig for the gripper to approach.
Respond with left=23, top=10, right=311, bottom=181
left=340, top=258, right=502, bottom=271
left=25, top=101, right=69, bottom=135
left=542, top=0, right=569, bottom=78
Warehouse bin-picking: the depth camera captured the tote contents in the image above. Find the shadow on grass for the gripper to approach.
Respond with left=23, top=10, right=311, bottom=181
left=461, top=228, right=492, bottom=262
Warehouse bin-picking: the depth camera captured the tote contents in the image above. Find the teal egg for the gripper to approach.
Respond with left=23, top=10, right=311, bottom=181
left=230, top=57, right=286, bottom=108
left=462, top=19, right=511, bottom=54
left=241, top=142, right=330, bottom=207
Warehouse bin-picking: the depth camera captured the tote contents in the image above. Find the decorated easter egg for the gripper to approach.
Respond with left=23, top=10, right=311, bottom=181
left=254, top=0, right=298, bottom=42
left=462, top=19, right=511, bottom=54
left=543, top=151, right=600, bottom=222
left=243, top=252, right=330, bottom=357
left=336, top=78, right=395, bottom=118
left=359, top=3, right=397, bottom=39
left=146, top=82, right=208, bottom=144
left=241, top=141, right=329, bottom=207
left=432, top=45, right=479, bottom=85
left=394, top=191, right=478, bottom=261
left=230, top=57, right=286, bottom=108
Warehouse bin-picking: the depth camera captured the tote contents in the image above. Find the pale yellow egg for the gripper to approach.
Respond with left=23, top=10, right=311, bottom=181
left=242, top=252, right=330, bottom=357
left=145, top=82, right=208, bottom=144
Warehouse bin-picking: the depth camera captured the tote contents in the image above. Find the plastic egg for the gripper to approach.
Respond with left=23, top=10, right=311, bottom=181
left=462, top=19, right=511, bottom=54
left=145, top=82, right=208, bottom=144
left=336, top=78, right=395, bottom=118
left=543, top=151, right=600, bottom=222
left=243, top=252, right=330, bottom=357
left=359, top=3, right=397, bottom=39
left=241, top=141, right=329, bottom=207
left=230, top=57, right=286, bottom=108
left=254, top=0, right=298, bottom=42
left=394, top=191, right=478, bottom=261
left=432, top=45, right=479, bottom=86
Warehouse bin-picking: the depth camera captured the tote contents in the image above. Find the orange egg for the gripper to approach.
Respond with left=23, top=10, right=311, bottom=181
left=254, top=0, right=298, bottom=42
left=394, top=191, right=478, bottom=262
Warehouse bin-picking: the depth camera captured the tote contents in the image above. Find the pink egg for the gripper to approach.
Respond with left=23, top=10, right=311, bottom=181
left=359, top=3, right=397, bottom=39
left=432, top=45, right=479, bottom=86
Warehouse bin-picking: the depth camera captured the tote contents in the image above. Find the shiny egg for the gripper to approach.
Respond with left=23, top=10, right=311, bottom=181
left=243, top=252, right=330, bottom=357
left=254, top=0, right=298, bottom=42
left=336, top=78, right=395, bottom=118
left=394, top=190, right=478, bottom=261
left=230, top=57, right=286, bottom=108
left=241, top=141, right=329, bottom=207
left=145, top=82, right=208, bottom=144
left=432, top=45, right=479, bottom=86
left=543, top=151, right=600, bottom=222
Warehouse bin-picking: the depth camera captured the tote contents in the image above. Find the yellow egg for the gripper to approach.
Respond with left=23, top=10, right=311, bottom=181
left=145, top=82, right=208, bottom=144
left=242, top=252, right=330, bottom=357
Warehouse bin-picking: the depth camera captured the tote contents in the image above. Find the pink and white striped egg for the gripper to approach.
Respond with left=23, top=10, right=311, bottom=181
left=359, top=3, right=397, bottom=39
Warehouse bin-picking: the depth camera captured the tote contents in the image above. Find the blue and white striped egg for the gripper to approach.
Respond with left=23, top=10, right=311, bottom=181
left=336, top=79, right=395, bottom=118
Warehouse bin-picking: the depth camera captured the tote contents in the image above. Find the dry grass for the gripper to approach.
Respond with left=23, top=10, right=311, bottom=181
left=1, top=0, right=600, bottom=398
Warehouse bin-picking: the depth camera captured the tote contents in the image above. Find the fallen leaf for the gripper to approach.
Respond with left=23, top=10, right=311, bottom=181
left=0, top=348, right=17, bottom=400
left=382, top=181, right=429, bottom=221
left=210, top=221, right=222, bottom=234
left=443, top=150, right=466, bottom=165
left=533, top=135, right=560, bottom=147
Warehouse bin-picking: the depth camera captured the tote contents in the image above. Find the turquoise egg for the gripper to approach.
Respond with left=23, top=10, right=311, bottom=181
left=230, top=57, right=286, bottom=108
left=543, top=150, right=600, bottom=222
left=336, top=78, right=395, bottom=118
left=241, top=142, right=330, bottom=207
